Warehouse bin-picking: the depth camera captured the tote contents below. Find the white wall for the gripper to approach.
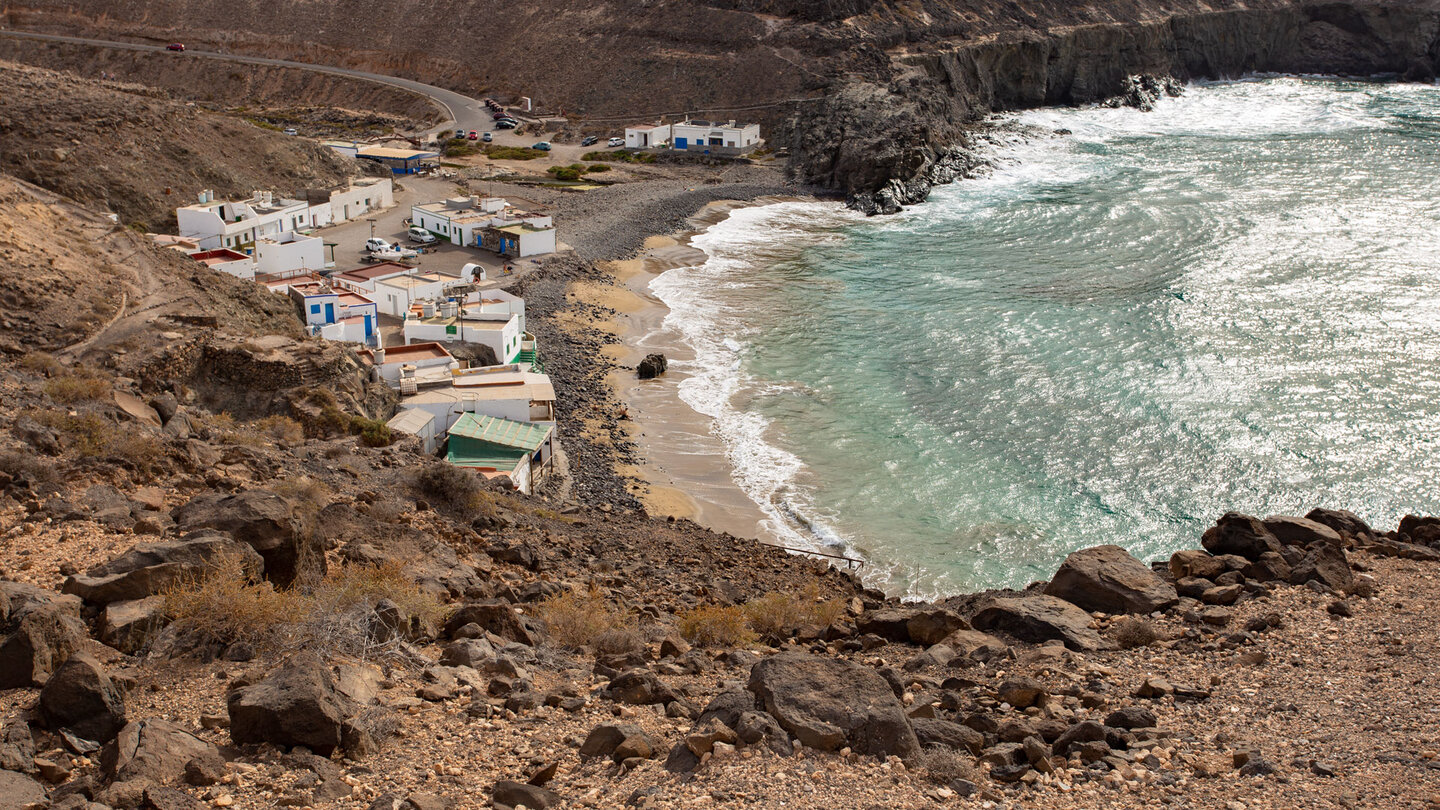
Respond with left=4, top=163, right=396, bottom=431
left=373, top=354, right=457, bottom=384
left=374, top=278, right=450, bottom=317
left=176, top=208, right=226, bottom=249
left=403, top=314, right=520, bottom=363
left=517, top=228, right=556, bottom=258
left=625, top=125, right=670, bottom=149
left=256, top=233, right=325, bottom=276
left=332, top=180, right=394, bottom=224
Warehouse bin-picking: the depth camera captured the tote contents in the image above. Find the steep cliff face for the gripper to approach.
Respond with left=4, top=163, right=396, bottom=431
left=4, top=0, right=1438, bottom=200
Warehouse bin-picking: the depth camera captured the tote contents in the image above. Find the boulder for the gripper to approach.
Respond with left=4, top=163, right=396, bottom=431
left=1263, top=516, right=1343, bottom=548
left=64, top=532, right=262, bottom=604
left=605, top=669, right=679, bottom=706
left=172, top=490, right=317, bottom=586
left=1104, top=706, right=1157, bottom=729
left=0, top=719, right=36, bottom=773
left=854, top=608, right=914, bottom=642
left=442, top=602, right=534, bottom=646
left=747, top=652, right=919, bottom=758
left=0, top=771, right=47, bottom=810
left=227, top=652, right=367, bottom=755
left=636, top=354, right=667, bottom=380
left=1400, top=515, right=1440, bottom=547
left=493, top=780, right=558, bottom=809
left=905, top=608, right=969, bottom=646
left=697, top=689, right=755, bottom=729
left=1241, top=552, right=1292, bottom=583
left=1167, top=549, right=1225, bottom=581
left=0, top=581, right=86, bottom=688
left=733, top=710, right=793, bottom=756
left=939, top=628, right=1009, bottom=659
left=40, top=652, right=126, bottom=743
left=911, top=717, right=984, bottom=754
left=578, top=723, right=654, bottom=762
left=102, top=719, right=219, bottom=784
left=684, top=718, right=738, bottom=757
left=996, top=677, right=1047, bottom=709
left=1200, top=513, right=1281, bottom=561
left=438, top=639, right=495, bottom=670
left=1305, top=508, right=1373, bottom=541
left=1043, top=545, right=1178, bottom=615
left=1053, top=720, right=1107, bottom=756
left=970, top=594, right=1103, bottom=651
left=1288, top=545, right=1354, bottom=592
left=100, top=597, right=170, bottom=655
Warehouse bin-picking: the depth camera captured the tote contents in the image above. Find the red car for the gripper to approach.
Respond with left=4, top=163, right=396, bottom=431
left=166, top=43, right=186, bottom=51
left=467, top=130, right=479, bottom=140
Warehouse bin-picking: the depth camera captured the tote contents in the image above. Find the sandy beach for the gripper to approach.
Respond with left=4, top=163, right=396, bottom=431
left=588, top=199, right=808, bottom=544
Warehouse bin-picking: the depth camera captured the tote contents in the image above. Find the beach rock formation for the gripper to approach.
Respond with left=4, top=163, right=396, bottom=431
left=637, top=353, right=667, bottom=380
left=1044, top=545, right=1178, bottom=614
left=747, top=652, right=919, bottom=758
left=970, top=593, right=1103, bottom=650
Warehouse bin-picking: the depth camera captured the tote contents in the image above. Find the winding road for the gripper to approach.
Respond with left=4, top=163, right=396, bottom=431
left=0, top=29, right=492, bottom=138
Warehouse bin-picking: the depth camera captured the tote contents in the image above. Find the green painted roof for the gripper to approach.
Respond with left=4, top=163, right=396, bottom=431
left=447, top=446, right=525, bottom=470
left=447, top=413, right=551, bottom=452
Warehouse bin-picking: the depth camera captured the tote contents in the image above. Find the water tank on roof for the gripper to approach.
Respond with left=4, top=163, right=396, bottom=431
left=422, top=301, right=436, bottom=318
left=373, top=346, right=386, bottom=365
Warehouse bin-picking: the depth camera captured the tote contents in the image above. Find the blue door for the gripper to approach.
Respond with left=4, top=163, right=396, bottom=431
left=363, top=313, right=373, bottom=337
left=324, top=303, right=335, bottom=323
left=674, top=137, right=688, bottom=149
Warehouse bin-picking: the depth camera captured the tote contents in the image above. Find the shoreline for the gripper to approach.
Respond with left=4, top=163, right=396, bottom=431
left=596, top=201, right=793, bottom=542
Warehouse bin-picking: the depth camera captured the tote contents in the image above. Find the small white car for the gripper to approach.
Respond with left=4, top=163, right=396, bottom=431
left=283, top=128, right=298, bottom=136
left=408, top=226, right=437, bottom=244
left=364, top=237, right=395, bottom=253
left=607, top=137, right=624, bottom=147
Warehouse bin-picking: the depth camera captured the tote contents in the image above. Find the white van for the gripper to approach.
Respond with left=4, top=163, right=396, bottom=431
left=408, top=226, right=437, bottom=244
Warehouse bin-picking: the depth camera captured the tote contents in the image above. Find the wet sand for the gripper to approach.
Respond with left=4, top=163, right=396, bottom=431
left=591, top=205, right=800, bottom=543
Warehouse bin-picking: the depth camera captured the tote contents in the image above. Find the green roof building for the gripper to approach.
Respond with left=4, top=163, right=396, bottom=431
left=446, top=413, right=554, bottom=494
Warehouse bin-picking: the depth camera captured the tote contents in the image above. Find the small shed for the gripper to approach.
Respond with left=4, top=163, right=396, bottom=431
left=387, top=408, right=439, bottom=454
left=445, top=413, right=554, bottom=494
left=355, top=146, right=440, bottom=175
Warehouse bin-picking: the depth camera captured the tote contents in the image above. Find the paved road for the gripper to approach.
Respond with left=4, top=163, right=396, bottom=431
left=0, top=29, right=494, bottom=139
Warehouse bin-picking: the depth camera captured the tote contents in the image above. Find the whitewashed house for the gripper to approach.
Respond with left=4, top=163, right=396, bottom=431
left=256, top=231, right=327, bottom=276
left=176, top=190, right=314, bottom=251
left=357, top=342, right=459, bottom=386
left=624, top=122, right=671, bottom=149
left=395, top=365, right=555, bottom=433
left=188, top=248, right=257, bottom=280
left=372, top=272, right=455, bottom=317
left=670, top=120, right=762, bottom=154
left=402, top=299, right=522, bottom=365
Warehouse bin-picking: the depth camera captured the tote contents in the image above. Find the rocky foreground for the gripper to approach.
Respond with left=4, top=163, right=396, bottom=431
left=4, top=438, right=1440, bottom=810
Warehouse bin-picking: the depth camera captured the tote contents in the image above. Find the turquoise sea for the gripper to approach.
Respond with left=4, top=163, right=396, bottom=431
left=649, top=77, right=1440, bottom=597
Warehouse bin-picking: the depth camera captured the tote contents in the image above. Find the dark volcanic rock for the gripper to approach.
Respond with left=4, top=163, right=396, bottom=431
left=102, top=718, right=219, bottom=784
left=1201, top=513, right=1282, bottom=561
left=0, top=771, right=47, bottom=809
left=1289, top=544, right=1354, bottom=592
left=0, top=580, right=86, bottom=688
left=443, top=602, right=535, bottom=645
left=1305, top=508, right=1373, bottom=541
left=747, top=652, right=919, bottom=758
left=911, top=717, right=984, bottom=755
left=1263, top=515, right=1343, bottom=548
left=605, top=669, right=679, bottom=706
left=493, top=780, right=558, bottom=809
left=227, top=652, right=367, bottom=755
left=1043, top=545, right=1178, bottom=615
left=63, top=531, right=262, bottom=604
left=970, top=594, right=1102, bottom=651
left=172, top=490, right=317, bottom=586
left=40, top=652, right=126, bottom=743
left=636, top=353, right=668, bottom=380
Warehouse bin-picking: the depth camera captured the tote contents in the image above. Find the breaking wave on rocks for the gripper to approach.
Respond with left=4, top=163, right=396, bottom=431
left=649, top=77, right=1440, bottom=598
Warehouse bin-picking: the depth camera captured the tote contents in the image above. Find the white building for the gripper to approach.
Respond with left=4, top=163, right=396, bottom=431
left=670, top=120, right=762, bottom=154
left=372, top=272, right=457, bottom=318
left=357, top=342, right=459, bottom=386
left=188, top=248, right=257, bottom=280
left=402, top=303, right=522, bottom=365
left=176, top=190, right=314, bottom=251
left=461, top=283, right=526, bottom=334
left=331, top=261, right=420, bottom=294
left=174, top=180, right=393, bottom=251
left=411, top=198, right=557, bottom=258
left=625, top=122, right=671, bottom=149
left=386, top=408, right=440, bottom=454
left=256, top=231, right=327, bottom=276
left=288, top=283, right=379, bottom=344
left=395, top=365, right=555, bottom=434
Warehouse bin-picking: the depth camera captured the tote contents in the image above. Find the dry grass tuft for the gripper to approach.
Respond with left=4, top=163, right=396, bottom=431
left=1111, top=616, right=1161, bottom=649
left=743, top=582, right=846, bottom=640
left=43, top=369, right=111, bottom=404
left=534, top=587, right=632, bottom=650
left=678, top=603, right=756, bottom=648
left=413, top=462, right=496, bottom=517
left=914, top=746, right=978, bottom=784
left=163, top=552, right=297, bottom=646
left=255, top=414, right=305, bottom=443
left=29, top=409, right=163, bottom=470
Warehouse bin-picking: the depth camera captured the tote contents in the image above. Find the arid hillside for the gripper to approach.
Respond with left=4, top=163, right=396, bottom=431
left=0, top=60, right=370, bottom=230
left=4, top=0, right=1440, bottom=198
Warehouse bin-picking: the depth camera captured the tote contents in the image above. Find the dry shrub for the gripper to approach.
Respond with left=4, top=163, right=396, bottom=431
left=743, top=582, right=847, bottom=640
left=255, top=415, right=305, bottom=443
left=350, top=415, right=392, bottom=447
left=0, top=449, right=59, bottom=492
left=914, top=746, right=978, bottom=784
left=18, top=352, right=60, bottom=375
left=678, top=604, right=755, bottom=648
left=364, top=498, right=408, bottom=524
left=1346, top=578, right=1377, bottom=599
left=309, top=559, right=442, bottom=628
left=413, top=462, right=494, bottom=516
left=594, top=627, right=646, bottom=657
left=43, top=371, right=110, bottom=404
left=30, top=409, right=162, bottom=469
left=272, top=475, right=332, bottom=510
left=163, top=553, right=298, bottom=646
left=535, top=587, right=631, bottom=650
left=1111, top=616, right=1161, bottom=650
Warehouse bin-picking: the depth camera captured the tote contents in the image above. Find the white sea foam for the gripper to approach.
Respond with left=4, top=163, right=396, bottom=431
left=649, top=202, right=864, bottom=559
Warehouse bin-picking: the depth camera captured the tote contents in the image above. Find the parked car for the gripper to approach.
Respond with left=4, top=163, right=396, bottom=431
left=408, top=226, right=437, bottom=244
left=454, top=128, right=465, bottom=138
left=482, top=132, right=493, bottom=143
left=495, top=118, right=518, bottom=126
left=532, top=142, right=552, bottom=151
left=165, top=43, right=185, bottom=52
left=467, top=130, right=479, bottom=140
left=495, top=120, right=518, bottom=130
left=364, top=237, right=397, bottom=253
left=607, top=137, right=624, bottom=147
left=283, top=128, right=298, bottom=136
left=580, top=135, right=598, bottom=147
